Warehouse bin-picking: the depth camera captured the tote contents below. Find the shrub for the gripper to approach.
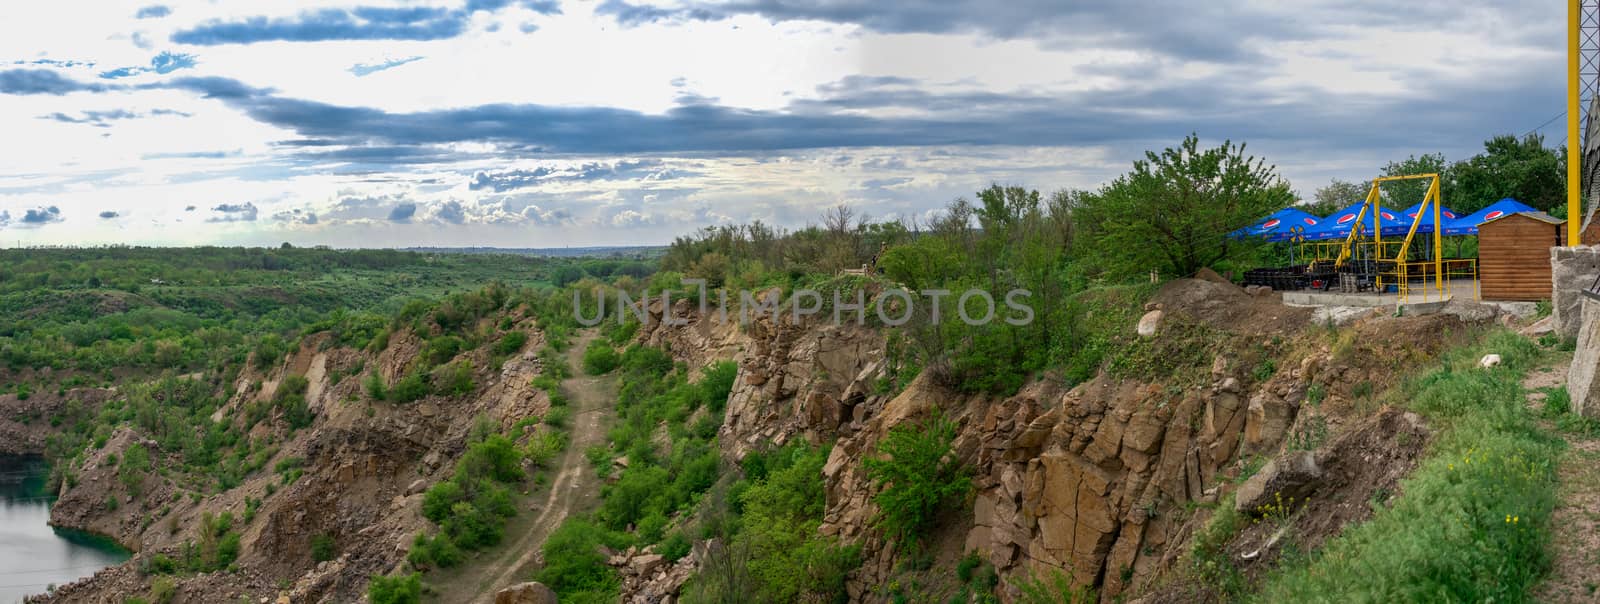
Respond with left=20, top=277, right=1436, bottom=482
left=493, top=330, right=528, bottom=356
left=388, top=371, right=431, bottom=403
left=863, top=414, right=971, bottom=545
left=311, top=534, right=336, bottom=562
left=582, top=341, right=620, bottom=375
left=363, top=372, right=388, bottom=400
left=659, top=531, right=692, bottom=562
left=367, top=572, right=422, bottom=604
left=538, top=520, right=626, bottom=601
left=435, top=360, right=476, bottom=397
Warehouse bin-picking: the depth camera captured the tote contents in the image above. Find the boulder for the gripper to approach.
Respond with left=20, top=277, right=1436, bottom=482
left=1136, top=310, right=1163, bottom=338
left=1570, top=297, right=1600, bottom=418
left=494, top=582, right=558, bottom=604
left=1551, top=246, right=1600, bottom=338
left=1234, top=451, right=1322, bottom=514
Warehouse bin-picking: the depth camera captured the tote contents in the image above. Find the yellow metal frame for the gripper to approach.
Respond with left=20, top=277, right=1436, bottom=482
left=1334, top=174, right=1447, bottom=299
left=1570, top=0, right=1582, bottom=245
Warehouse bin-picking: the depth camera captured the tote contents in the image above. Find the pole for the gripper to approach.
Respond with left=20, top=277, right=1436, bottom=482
left=1571, top=0, right=1583, bottom=246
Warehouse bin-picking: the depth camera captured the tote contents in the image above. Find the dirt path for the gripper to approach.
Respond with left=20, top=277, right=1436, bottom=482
left=1524, top=358, right=1600, bottom=603
left=432, top=330, right=616, bottom=603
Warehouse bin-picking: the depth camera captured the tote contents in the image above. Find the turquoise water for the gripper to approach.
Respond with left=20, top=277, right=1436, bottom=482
left=0, top=455, right=129, bottom=603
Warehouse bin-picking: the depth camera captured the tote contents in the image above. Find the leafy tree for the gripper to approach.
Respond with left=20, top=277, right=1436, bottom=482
left=1379, top=153, right=1450, bottom=208
left=1076, top=134, right=1293, bottom=278
left=119, top=442, right=150, bottom=497
left=863, top=414, right=971, bottom=545
left=1308, top=178, right=1368, bottom=216
left=1448, top=134, right=1566, bottom=214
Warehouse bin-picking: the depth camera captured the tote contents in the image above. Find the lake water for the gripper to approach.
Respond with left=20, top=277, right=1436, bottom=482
left=0, top=455, right=129, bottom=603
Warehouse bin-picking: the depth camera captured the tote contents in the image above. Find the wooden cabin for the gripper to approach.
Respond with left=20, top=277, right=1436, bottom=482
left=1479, top=212, right=1566, bottom=301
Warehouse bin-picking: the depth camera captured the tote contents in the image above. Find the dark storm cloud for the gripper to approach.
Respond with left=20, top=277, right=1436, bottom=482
left=137, top=63, right=1558, bottom=168
left=594, top=0, right=1303, bottom=61
left=171, top=0, right=561, bottom=45
left=595, top=0, right=1553, bottom=63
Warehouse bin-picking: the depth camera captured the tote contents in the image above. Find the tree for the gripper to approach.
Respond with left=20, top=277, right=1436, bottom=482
left=863, top=414, right=970, bottom=546
left=1307, top=179, right=1368, bottom=217
left=1447, top=134, right=1566, bottom=214
left=1379, top=153, right=1450, bottom=208
left=1076, top=134, right=1294, bottom=278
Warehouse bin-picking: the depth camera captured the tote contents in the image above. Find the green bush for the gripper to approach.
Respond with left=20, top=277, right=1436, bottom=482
left=310, top=534, right=336, bottom=562
left=435, top=360, right=476, bottom=397
left=863, top=414, right=971, bottom=545
left=388, top=371, right=430, bottom=403
left=538, top=520, right=628, bottom=602
left=582, top=341, right=620, bottom=375
left=368, top=572, right=422, bottom=604
left=493, top=330, right=528, bottom=356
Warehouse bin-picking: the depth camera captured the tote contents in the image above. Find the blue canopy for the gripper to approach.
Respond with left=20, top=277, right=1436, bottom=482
left=1229, top=207, right=1323, bottom=241
left=1441, top=198, right=1540, bottom=236
left=1374, top=202, right=1462, bottom=236
left=1301, top=202, right=1403, bottom=241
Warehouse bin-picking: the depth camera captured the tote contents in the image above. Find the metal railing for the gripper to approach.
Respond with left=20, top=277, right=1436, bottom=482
left=1385, top=258, right=1479, bottom=303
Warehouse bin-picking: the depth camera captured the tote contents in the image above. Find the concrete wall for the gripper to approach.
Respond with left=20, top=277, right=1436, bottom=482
left=1550, top=246, right=1600, bottom=339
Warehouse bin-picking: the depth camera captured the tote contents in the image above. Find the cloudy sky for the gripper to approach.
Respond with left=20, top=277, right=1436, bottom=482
left=0, top=1, right=1566, bottom=248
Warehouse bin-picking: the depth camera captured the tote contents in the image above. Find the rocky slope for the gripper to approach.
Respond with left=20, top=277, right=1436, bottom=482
left=31, top=317, right=560, bottom=604
left=11, top=276, right=1506, bottom=603
left=627, top=276, right=1493, bottom=602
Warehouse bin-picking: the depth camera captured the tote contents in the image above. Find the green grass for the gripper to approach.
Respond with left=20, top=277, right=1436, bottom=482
left=1251, top=330, right=1560, bottom=603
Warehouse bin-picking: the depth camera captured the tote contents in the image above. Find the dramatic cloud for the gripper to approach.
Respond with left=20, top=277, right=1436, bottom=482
left=349, top=56, right=424, bottom=77
left=0, top=0, right=1564, bottom=247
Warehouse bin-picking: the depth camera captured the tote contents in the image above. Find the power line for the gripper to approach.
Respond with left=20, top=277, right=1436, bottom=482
left=1523, top=111, right=1567, bottom=138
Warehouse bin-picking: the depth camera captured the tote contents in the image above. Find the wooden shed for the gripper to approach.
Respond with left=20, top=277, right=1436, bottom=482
left=1479, top=212, right=1566, bottom=301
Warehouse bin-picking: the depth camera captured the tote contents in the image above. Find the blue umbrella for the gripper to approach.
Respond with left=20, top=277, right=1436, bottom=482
left=1301, top=202, right=1402, bottom=241
left=1229, top=207, right=1324, bottom=242
left=1441, top=198, right=1540, bottom=236
left=1378, top=202, right=1462, bottom=237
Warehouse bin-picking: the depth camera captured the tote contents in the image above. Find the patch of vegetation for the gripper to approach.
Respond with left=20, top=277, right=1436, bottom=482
left=582, top=341, right=620, bottom=375
left=368, top=572, right=422, bottom=604
left=864, top=414, right=971, bottom=547
left=1253, top=330, right=1559, bottom=602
